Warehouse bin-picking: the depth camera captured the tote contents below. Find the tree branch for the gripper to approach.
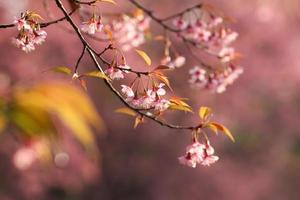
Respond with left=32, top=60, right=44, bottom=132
left=55, top=0, right=199, bottom=131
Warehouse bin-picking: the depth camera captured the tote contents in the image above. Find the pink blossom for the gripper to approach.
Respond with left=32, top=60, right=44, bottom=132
left=109, top=14, right=151, bottom=51
left=81, top=15, right=103, bottom=35
left=12, top=13, right=47, bottom=52
left=33, top=30, right=47, bottom=45
left=154, top=99, right=170, bottom=111
left=121, top=85, right=135, bottom=100
left=155, top=83, right=166, bottom=96
left=178, top=142, right=205, bottom=168
left=105, top=67, right=124, bottom=80
left=178, top=141, right=219, bottom=168
left=173, top=17, right=189, bottom=30
left=13, top=17, right=32, bottom=31
left=162, top=55, right=186, bottom=69
left=201, top=141, right=219, bottom=166
left=188, top=66, right=207, bottom=86
left=12, top=36, right=35, bottom=53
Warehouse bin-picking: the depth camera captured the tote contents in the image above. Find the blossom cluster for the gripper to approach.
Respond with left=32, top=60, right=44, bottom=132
left=103, top=60, right=171, bottom=112
left=108, top=13, right=151, bottom=51
left=189, top=64, right=243, bottom=93
left=121, top=83, right=170, bottom=112
left=173, top=11, right=238, bottom=63
left=12, top=11, right=47, bottom=53
left=178, top=140, right=219, bottom=168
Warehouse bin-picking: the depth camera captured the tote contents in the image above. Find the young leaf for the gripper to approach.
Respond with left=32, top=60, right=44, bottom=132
left=115, top=107, right=137, bottom=117
left=52, top=66, right=72, bottom=75
left=135, top=49, right=152, bottom=66
left=168, top=104, right=193, bottom=113
left=152, top=71, right=172, bottom=90
left=84, top=71, right=111, bottom=81
left=209, top=122, right=235, bottom=142
left=205, top=123, right=219, bottom=135
left=199, top=106, right=212, bottom=121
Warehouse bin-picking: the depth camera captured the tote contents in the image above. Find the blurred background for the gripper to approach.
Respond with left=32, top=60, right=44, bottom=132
left=0, top=0, right=300, bottom=199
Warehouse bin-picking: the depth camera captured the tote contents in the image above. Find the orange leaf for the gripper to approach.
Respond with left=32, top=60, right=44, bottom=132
left=209, top=122, right=235, bottom=142
left=135, top=49, right=152, bottom=66
left=115, top=107, right=137, bottom=117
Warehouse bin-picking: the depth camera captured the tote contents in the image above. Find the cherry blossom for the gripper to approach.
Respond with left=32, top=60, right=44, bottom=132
left=188, top=66, right=207, bottom=87
left=105, top=67, right=124, bottom=80
left=173, top=11, right=238, bottom=63
left=81, top=14, right=103, bottom=35
left=109, top=14, right=151, bottom=51
left=154, top=98, right=170, bottom=111
left=121, top=85, right=135, bottom=100
left=161, top=55, right=186, bottom=69
left=12, top=12, right=47, bottom=52
left=201, top=141, right=219, bottom=166
left=178, top=140, right=219, bottom=168
left=178, top=142, right=205, bottom=168
left=189, top=65, right=243, bottom=93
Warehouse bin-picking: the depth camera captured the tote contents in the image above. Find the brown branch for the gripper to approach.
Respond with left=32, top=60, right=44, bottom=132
left=0, top=8, right=78, bottom=29
left=55, top=0, right=198, bottom=131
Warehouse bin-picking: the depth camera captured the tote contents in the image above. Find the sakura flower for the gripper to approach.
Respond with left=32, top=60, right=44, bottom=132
left=121, top=85, right=135, bottom=100
left=33, top=29, right=47, bottom=45
left=105, top=67, right=124, bottom=80
left=173, top=17, right=189, bottom=30
left=12, top=11, right=47, bottom=52
left=188, top=66, right=207, bottom=86
left=178, top=141, right=219, bottom=168
left=178, top=142, right=205, bottom=168
left=13, top=17, right=32, bottom=31
left=155, top=83, right=166, bottom=96
left=154, top=99, right=170, bottom=112
left=12, top=36, right=35, bottom=53
left=201, top=141, right=219, bottom=166
left=109, top=14, right=151, bottom=51
left=81, top=15, right=103, bottom=35
left=162, top=55, right=186, bottom=69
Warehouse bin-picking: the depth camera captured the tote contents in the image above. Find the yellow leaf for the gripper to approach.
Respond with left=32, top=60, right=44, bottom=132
left=84, top=70, right=111, bottom=81
left=115, top=107, right=137, bottom=117
left=169, top=97, right=191, bottom=108
left=135, top=49, right=152, bottom=66
left=152, top=71, right=172, bottom=90
left=209, top=122, right=235, bottom=142
left=168, top=104, right=193, bottom=113
left=13, top=82, right=105, bottom=151
left=98, top=0, right=117, bottom=5
left=205, top=123, right=218, bottom=135
left=52, top=66, right=72, bottom=75
left=199, top=106, right=212, bottom=120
